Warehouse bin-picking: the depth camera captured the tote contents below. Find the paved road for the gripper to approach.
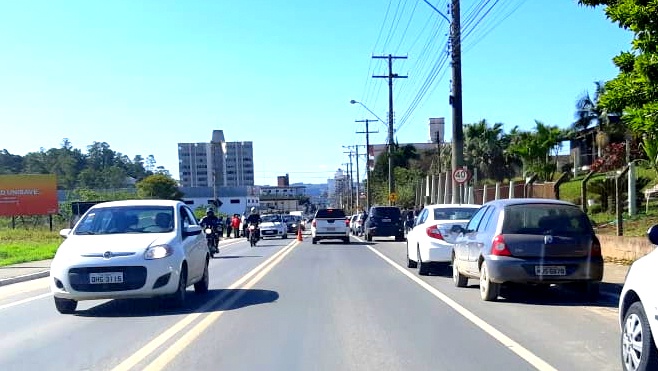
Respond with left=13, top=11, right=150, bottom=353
left=0, top=235, right=621, bottom=371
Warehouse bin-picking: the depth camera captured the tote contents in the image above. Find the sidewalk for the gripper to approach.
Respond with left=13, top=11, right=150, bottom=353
left=0, top=258, right=631, bottom=291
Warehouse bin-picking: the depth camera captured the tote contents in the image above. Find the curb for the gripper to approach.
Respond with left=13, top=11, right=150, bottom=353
left=0, top=271, right=50, bottom=287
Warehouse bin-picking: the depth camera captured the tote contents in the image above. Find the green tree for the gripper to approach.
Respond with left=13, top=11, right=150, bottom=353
left=508, top=121, right=567, bottom=181
left=579, top=1, right=658, bottom=168
left=136, top=174, right=183, bottom=200
left=464, top=120, right=518, bottom=182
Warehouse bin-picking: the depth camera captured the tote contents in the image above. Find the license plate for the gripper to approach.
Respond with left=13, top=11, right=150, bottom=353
left=534, top=266, right=566, bottom=276
left=326, top=227, right=335, bottom=231
left=264, top=230, right=275, bottom=234
left=382, top=218, right=391, bottom=222
left=89, top=272, right=124, bottom=284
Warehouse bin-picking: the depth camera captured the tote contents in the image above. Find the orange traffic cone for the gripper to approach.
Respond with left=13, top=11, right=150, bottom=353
left=297, top=226, right=303, bottom=241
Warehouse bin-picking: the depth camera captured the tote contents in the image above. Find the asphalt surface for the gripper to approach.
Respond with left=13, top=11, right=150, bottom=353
left=0, top=234, right=623, bottom=371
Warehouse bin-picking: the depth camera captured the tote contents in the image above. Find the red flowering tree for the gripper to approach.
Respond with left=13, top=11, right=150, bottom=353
left=590, top=142, right=626, bottom=172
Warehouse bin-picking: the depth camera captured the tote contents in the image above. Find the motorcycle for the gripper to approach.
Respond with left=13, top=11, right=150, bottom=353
left=204, top=225, right=221, bottom=255
left=248, top=224, right=259, bottom=247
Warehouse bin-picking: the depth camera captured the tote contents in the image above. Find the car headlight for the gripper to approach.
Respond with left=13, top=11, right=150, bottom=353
left=144, top=245, right=174, bottom=260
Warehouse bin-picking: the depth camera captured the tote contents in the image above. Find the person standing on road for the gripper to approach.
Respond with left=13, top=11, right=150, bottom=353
left=225, top=216, right=232, bottom=238
left=231, top=214, right=241, bottom=238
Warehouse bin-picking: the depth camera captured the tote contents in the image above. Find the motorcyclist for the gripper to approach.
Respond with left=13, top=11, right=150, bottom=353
left=199, top=207, right=221, bottom=253
left=245, top=207, right=262, bottom=240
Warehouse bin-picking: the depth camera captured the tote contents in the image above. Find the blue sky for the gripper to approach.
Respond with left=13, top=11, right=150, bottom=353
left=0, top=1, right=631, bottom=186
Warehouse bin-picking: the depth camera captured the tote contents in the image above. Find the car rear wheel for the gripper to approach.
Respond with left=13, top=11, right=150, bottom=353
left=366, top=233, right=372, bottom=242
left=406, top=242, right=417, bottom=268
left=312, top=238, right=317, bottom=244
left=479, top=262, right=499, bottom=301
left=452, top=255, right=468, bottom=287
left=343, top=237, right=349, bottom=244
left=417, top=246, right=430, bottom=276
left=54, top=297, right=77, bottom=314
left=194, top=259, right=209, bottom=294
left=621, top=301, right=658, bottom=371
left=283, top=233, right=287, bottom=239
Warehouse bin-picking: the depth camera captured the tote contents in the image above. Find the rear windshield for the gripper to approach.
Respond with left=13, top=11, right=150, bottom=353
left=433, top=207, right=479, bottom=221
left=370, top=207, right=401, bottom=218
left=315, top=209, right=346, bottom=218
left=502, top=204, right=592, bottom=235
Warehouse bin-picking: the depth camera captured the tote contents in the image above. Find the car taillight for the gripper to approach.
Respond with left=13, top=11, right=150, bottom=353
left=491, top=235, right=512, bottom=256
left=591, top=237, right=602, bottom=257
left=345, top=219, right=350, bottom=227
left=312, top=220, right=316, bottom=228
left=426, top=225, right=444, bottom=240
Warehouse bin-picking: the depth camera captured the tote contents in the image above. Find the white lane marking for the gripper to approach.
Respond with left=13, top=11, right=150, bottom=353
left=142, top=241, right=300, bottom=371
left=111, top=240, right=299, bottom=371
left=0, top=292, right=52, bottom=311
left=362, top=240, right=558, bottom=371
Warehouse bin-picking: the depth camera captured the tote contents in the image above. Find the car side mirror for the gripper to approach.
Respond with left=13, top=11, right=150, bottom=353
left=184, top=225, right=202, bottom=237
left=59, top=228, right=72, bottom=238
left=647, top=224, right=658, bottom=245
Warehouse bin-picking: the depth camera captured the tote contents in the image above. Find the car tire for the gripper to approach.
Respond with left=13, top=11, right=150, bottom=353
left=343, top=237, right=349, bottom=244
left=417, top=246, right=430, bottom=276
left=406, top=243, right=417, bottom=268
left=54, top=297, right=77, bottom=314
left=366, top=233, right=372, bottom=242
left=395, top=233, right=405, bottom=242
left=168, top=267, right=187, bottom=308
left=479, top=262, right=499, bottom=301
left=283, top=233, right=287, bottom=239
left=452, top=255, right=468, bottom=288
left=312, top=238, right=317, bottom=245
left=621, top=301, right=658, bottom=371
left=194, top=259, right=209, bottom=294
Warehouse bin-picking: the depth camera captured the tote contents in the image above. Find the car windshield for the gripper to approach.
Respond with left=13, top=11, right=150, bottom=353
left=433, top=207, right=480, bottom=221
left=502, top=204, right=592, bottom=235
left=261, top=215, right=281, bottom=223
left=370, top=207, right=401, bottom=218
left=73, top=206, right=175, bottom=235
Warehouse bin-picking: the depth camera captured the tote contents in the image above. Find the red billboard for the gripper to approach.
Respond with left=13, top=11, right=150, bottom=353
left=0, top=174, right=58, bottom=216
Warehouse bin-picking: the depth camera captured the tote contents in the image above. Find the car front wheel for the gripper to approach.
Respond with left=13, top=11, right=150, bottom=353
left=621, top=301, right=658, bottom=371
left=406, top=242, right=417, bottom=268
left=452, top=255, right=468, bottom=288
left=168, top=267, right=187, bottom=308
left=194, top=259, right=209, bottom=294
left=54, top=297, right=77, bottom=314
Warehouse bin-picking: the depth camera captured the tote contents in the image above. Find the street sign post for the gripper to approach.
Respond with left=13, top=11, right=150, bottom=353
left=452, top=167, right=471, bottom=184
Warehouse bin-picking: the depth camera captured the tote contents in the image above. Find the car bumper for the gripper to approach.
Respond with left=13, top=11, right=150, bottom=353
left=367, top=225, right=404, bottom=237
left=312, top=230, right=349, bottom=240
left=260, top=228, right=284, bottom=238
left=423, top=241, right=453, bottom=263
left=50, top=256, right=182, bottom=301
left=486, top=256, right=604, bottom=284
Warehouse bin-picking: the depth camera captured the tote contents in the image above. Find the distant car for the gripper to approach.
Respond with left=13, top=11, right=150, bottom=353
left=406, top=204, right=480, bottom=275
left=363, top=206, right=405, bottom=242
left=618, top=224, right=658, bottom=371
left=349, top=214, right=359, bottom=235
left=282, top=214, right=303, bottom=234
left=311, top=208, right=349, bottom=244
left=452, top=198, right=603, bottom=301
left=50, top=200, right=210, bottom=314
left=259, top=214, right=288, bottom=239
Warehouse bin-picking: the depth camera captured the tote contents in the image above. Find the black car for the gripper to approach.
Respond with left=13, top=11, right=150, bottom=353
left=363, top=206, right=405, bottom=242
left=282, top=214, right=302, bottom=233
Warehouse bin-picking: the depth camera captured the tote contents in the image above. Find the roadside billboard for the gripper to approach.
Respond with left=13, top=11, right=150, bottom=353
left=0, top=174, right=58, bottom=216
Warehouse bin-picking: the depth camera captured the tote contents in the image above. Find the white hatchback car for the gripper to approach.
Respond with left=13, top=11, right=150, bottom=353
left=50, top=199, right=210, bottom=314
left=406, top=204, right=480, bottom=275
left=259, top=214, right=288, bottom=239
left=619, top=224, right=658, bottom=370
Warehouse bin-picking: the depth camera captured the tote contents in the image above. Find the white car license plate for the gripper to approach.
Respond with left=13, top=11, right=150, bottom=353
left=89, top=272, right=124, bottom=284
left=382, top=218, right=391, bottom=222
left=534, top=266, right=566, bottom=276
left=264, top=230, right=274, bottom=234
left=326, top=227, right=335, bottom=231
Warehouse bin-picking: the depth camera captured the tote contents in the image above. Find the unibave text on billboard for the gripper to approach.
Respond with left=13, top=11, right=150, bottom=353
left=0, top=174, right=58, bottom=216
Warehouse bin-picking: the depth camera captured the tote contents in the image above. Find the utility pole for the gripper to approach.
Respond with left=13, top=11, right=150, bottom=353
left=450, top=0, right=464, bottom=204
left=373, top=54, right=407, bottom=205
left=356, top=119, right=379, bottom=210
left=342, top=163, right=351, bottom=210
left=343, top=150, right=355, bottom=211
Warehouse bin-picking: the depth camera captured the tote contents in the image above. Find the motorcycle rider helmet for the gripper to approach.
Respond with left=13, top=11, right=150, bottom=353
left=206, top=207, right=214, bottom=215
left=250, top=207, right=256, bottom=214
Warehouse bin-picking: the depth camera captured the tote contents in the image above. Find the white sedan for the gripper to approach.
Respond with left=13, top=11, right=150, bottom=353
left=406, top=204, right=480, bottom=275
left=619, top=224, right=658, bottom=370
left=50, top=199, right=210, bottom=314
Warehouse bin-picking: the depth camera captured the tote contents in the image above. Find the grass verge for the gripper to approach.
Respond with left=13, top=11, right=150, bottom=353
left=0, top=229, right=61, bottom=267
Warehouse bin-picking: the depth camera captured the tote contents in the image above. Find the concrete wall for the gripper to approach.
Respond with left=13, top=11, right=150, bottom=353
left=599, top=234, right=655, bottom=261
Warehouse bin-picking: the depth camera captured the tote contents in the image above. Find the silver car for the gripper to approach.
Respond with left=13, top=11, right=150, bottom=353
left=452, top=198, right=603, bottom=301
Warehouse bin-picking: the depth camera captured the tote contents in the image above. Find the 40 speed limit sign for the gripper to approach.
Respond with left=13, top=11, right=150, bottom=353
left=452, top=167, right=471, bottom=184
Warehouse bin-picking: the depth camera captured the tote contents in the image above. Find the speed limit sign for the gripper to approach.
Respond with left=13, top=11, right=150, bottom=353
left=452, top=167, right=471, bottom=184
